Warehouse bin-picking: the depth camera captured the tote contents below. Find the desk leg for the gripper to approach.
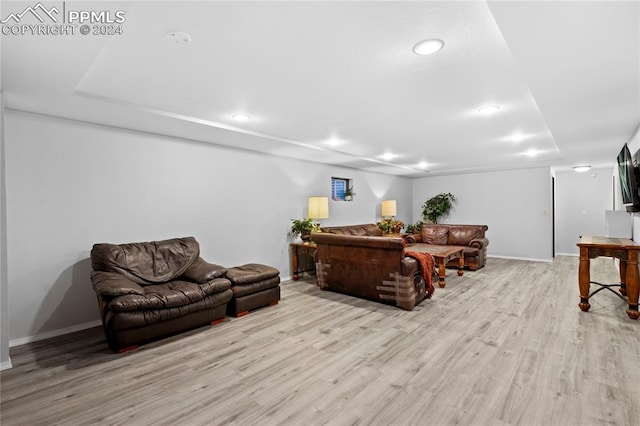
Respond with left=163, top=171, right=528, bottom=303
left=292, top=247, right=300, bottom=281
left=625, top=250, right=639, bottom=320
left=578, top=247, right=591, bottom=312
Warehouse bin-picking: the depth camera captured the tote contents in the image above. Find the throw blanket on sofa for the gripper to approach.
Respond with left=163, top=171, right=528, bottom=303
left=404, top=251, right=435, bottom=298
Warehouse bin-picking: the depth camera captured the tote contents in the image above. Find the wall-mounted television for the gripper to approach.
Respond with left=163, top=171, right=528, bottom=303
left=616, top=143, right=640, bottom=212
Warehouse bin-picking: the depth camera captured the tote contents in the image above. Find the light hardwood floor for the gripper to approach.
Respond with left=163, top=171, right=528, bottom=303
left=1, top=256, right=639, bottom=426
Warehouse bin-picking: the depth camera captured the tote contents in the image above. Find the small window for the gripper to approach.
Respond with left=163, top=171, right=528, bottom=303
left=332, top=177, right=353, bottom=201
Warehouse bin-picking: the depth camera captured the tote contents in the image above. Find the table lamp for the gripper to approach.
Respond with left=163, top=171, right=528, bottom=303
left=308, top=196, right=329, bottom=226
left=381, top=200, right=397, bottom=219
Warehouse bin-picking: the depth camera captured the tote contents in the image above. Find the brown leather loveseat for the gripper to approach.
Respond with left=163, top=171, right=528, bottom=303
left=90, top=236, right=233, bottom=351
left=410, top=224, right=489, bottom=270
left=312, top=224, right=430, bottom=310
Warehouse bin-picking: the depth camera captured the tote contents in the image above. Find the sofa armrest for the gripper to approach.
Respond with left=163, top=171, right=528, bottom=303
left=182, top=257, right=227, bottom=283
left=91, top=271, right=144, bottom=297
left=401, top=257, right=420, bottom=276
left=407, top=233, right=422, bottom=244
left=469, top=237, right=489, bottom=249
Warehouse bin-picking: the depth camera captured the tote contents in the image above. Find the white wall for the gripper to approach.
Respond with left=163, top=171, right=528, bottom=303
left=4, top=110, right=412, bottom=344
left=555, top=167, right=615, bottom=255
left=412, top=167, right=553, bottom=261
left=1, top=91, right=11, bottom=370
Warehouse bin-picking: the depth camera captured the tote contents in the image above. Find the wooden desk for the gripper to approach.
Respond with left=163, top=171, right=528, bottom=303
left=577, top=235, right=640, bottom=320
left=405, top=243, right=464, bottom=288
left=290, top=242, right=317, bottom=281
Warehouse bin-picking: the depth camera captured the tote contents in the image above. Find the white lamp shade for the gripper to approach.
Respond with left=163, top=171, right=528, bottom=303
left=308, top=196, right=329, bottom=220
left=381, top=200, right=397, bottom=217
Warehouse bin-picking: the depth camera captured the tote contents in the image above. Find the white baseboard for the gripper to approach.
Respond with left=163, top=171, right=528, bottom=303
left=555, top=252, right=579, bottom=257
left=9, top=320, right=102, bottom=348
left=488, top=255, right=553, bottom=263
left=1, top=358, right=13, bottom=371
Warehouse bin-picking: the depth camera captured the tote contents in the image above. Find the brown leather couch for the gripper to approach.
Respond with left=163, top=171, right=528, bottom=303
left=312, top=225, right=427, bottom=310
left=410, top=224, right=489, bottom=270
left=90, top=236, right=233, bottom=351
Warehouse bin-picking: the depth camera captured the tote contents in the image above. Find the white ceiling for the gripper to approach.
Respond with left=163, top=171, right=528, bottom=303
left=2, top=1, right=639, bottom=177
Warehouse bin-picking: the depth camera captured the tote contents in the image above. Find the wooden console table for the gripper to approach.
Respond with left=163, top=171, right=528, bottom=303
left=290, top=242, right=317, bottom=281
left=576, top=235, right=640, bottom=320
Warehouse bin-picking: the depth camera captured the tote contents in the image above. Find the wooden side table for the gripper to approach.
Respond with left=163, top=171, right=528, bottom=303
left=577, top=235, right=640, bottom=320
left=290, top=242, right=317, bottom=280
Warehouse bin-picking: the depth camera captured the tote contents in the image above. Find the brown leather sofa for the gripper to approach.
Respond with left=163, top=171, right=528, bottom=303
left=410, top=224, right=489, bottom=270
left=90, top=236, right=233, bottom=351
left=312, top=225, right=428, bottom=310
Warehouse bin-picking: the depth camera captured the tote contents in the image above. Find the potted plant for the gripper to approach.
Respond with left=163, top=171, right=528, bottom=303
left=344, top=187, right=355, bottom=201
left=290, top=218, right=319, bottom=241
left=377, top=218, right=405, bottom=234
left=422, top=192, right=456, bottom=224
left=405, top=221, right=424, bottom=234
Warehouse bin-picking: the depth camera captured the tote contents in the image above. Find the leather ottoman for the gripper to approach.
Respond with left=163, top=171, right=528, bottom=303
left=225, top=263, right=281, bottom=317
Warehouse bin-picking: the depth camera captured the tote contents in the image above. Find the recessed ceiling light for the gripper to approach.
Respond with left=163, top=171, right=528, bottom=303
left=508, top=131, right=526, bottom=143
left=413, top=39, right=444, bottom=55
left=417, top=161, right=428, bottom=169
left=166, top=32, right=192, bottom=44
left=525, top=149, right=540, bottom=157
left=232, top=114, right=252, bottom=122
left=478, top=105, right=501, bottom=114
left=573, top=165, right=591, bottom=172
left=325, top=138, right=343, bottom=147
left=380, top=152, right=395, bottom=161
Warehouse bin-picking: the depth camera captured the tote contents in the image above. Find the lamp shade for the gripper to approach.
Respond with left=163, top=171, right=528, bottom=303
left=308, top=196, right=329, bottom=220
left=381, top=200, right=397, bottom=217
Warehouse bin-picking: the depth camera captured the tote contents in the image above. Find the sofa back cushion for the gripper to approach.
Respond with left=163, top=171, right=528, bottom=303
left=421, top=225, right=449, bottom=245
left=321, top=223, right=383, bottom=236
left=91, top=237, right=200, bottom=285
left=448, top=226, right=484, bottom=246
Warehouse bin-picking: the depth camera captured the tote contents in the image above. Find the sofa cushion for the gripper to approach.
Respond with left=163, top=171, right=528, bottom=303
left=91, top=237, right=200, bottom=285
left=108, top=278, right=231, bottom=312
left=226, top=264, right=280, bottom=285
left=448, top=226, right=481, bottom=246
left=421, top=226, right=449, bottom=245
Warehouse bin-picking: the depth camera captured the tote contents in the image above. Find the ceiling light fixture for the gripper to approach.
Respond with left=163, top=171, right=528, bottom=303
left=326, top=138, right=343, bottom=147
left=525, top=149, right=540, bottom=157
left=573, top=165, right=592, bottom=172
left=478, top=105, right=501, bottom=114
left=166, top=32, right=192, bottom=44
left=417, top=161, right=428, bottom=169
left=232, top=114, right=252, bottom=122
left=413, top=39, right=444, bottom=56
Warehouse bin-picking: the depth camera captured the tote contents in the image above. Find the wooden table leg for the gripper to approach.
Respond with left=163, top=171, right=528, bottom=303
left=292, top=246, right=300, bottom=281
left=437, top=258, right=447, bottom=288
left=578, top=246, right=591, bottom=312
left=619, top=257, right=628, bottom=296
left=457, top=251, right=464, bottom=277
left=625, top=250, right=639, bottom=320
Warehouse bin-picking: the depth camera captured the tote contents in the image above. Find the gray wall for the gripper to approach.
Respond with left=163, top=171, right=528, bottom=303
left=554, top=167, right=615, bottom=255
left=412, top=167, right=554, bottom=261
left=4, top=109, right=413, bottom=344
